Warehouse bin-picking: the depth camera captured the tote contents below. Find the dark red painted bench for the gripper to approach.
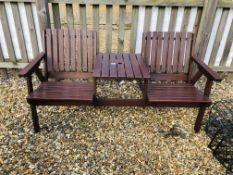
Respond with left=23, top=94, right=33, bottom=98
left=19, top=29, right=222, bottom=133
left=19, top=29, right=96, bottom=132
left=141, top=32, right=222, bottom=132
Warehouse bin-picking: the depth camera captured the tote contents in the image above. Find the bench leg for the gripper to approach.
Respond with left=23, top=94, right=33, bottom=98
left=194, top=106, right=206, bottom=133
left=30, top=104, right=40, bottom=133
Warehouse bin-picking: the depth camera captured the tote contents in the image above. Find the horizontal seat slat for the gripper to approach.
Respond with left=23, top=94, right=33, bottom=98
left=147, top=83, right=211, bottom=104
left=27, top=82, right=94, bottom=102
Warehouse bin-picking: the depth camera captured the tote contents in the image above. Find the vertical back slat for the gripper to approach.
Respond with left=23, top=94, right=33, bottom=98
left=178, top=33, right=186, bottom=72
left=118, top=5, right=126, bottom=52
left=167, top=32, right=175, bottom=73
left=151, top=32, right=158, bottom=72
left=161, top=33, right=169, bottom=72
left=145, top=32, right=152, bottom=66
left=156, top=32, right=163, bottom=73
left=58, top=29, right=64, bottom=71
left=82, top=30, right=88, bottom=71
left=93, top=31, right=97, bottom=67
left=52, top=3, right=61, bottom=28
left=52, top=29, right=58, bottom=71
left=184, top=33, right=193, bottom=73
left=70, top=29, right=76, bottom=71
left=93, top=5, right=99, bottom=52
left=75, top=30, right=82, bottom=72
left=87, top=31, right=93, bottom=72
left=46, top=29, right=53, bottom=72
left=64, top=29, right=70, bottom=71
left=141, top=33, right=146, bottom=62
left=173, top=33, right=181, bottom=73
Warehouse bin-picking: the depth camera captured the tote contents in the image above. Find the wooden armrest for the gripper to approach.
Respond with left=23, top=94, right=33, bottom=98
left=191, top=56, right=222, bottom=82
left=19, top=52, right=46, bottom=77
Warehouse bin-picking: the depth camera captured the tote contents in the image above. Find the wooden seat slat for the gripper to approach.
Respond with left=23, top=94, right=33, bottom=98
left=147, top=84, right=211, bottom=104
left=109, top=53, right=117, bottom=77
left=116, top=53, right=126, bottom=78
left=102, top=53, right=110, bottom=77
left=123, top=53, right=134, bottom=78
left=129, top=54, right=142, bottom=78
left=27, top=82, right=94, bottom=101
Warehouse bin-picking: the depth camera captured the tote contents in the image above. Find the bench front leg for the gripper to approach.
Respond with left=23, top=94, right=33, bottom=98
left=194, top=78, right=213, bottom=133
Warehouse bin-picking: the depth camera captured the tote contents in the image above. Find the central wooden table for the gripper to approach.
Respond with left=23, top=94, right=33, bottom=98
left=93, top=53, right=150, bottom=106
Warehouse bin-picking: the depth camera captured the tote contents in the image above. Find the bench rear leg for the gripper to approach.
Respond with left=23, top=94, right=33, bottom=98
left=194, top=106, right=206, bottom=133
left=30, top=104, right=40, bottom=133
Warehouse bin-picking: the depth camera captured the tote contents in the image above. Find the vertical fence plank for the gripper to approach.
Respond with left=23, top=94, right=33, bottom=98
left=203, top=8, right=222, bottom=64
left=118, top=5, right=126, bottom=52
left=93, top=5, right=99, bottom=52
left=169, top=7, right=178, bottom=31
left=0, top=3, right=15, bottom=62
left=150, top=7, right=158, bottom=31
left=225, top=22, right=233, bottom=67
left=222, top=22, right=233, bottom=67
left=25, top=3, right=39, bottom=58
left=187, top=7, right=198, bottom=32
left=66, top=4, right=74, bottom=30
left=106, top=5, right=113, bottom=52
left=130, top=6, right=139, bottom=53
left=228, top=41, right=233, bottom=66
left=181, top=7, right=191, bottom=31
left=135, top=6, right=145, bottom=54
left=52, top=3, right=61, bottom=28
left=209, top=9, right=229, bottom=66
left=215, top=9, right=233, bottom=67
left=175, top=7, right=184, bottom=32
left=35, top=0, right=50, bottom=51
left=5, top=2, right=24, bottom=61
left=162, top=7, right=171, bottom=32
left=195, top=0, right=218, bottom=58
left=144, top=6, right=152, bottom=32
left=193, top=7, right=202, bottom=34
left=32, top=3, right=43, bottom=53
left=79, top=4, right=87, bottom=31
left=156, top=7, right=165, bottom=31
left=0, top=44, right=8, bottom=78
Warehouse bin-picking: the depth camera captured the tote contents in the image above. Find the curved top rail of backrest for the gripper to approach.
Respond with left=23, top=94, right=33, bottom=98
left=141, top=31, right=195, bottom=75
left=44, top=28, right=97, bottom=79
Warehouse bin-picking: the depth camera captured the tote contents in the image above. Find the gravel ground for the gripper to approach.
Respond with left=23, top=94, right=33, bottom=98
left=0, top=72, right=233, bottom=175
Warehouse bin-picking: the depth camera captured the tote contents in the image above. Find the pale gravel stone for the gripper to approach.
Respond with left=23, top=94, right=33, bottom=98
left=0, top=72, right=232, bottom=174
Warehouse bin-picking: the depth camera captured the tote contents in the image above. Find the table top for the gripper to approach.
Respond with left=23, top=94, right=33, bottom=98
left=93, top=53, right=150, bottom=79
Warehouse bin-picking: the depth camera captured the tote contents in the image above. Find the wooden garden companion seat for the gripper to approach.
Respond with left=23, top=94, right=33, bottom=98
left=142, top=32, right=222, bottom=132
left=19, top=29, right=97, bottom=132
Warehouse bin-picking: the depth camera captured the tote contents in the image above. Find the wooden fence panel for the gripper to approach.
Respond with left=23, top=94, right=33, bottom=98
left=1, top=0, right=233, bottom=72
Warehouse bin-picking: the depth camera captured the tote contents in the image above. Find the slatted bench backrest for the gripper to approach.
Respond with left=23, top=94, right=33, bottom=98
left=45, top=29, right=96, bottom=79
left=141, top=32, right=194, bottom=81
